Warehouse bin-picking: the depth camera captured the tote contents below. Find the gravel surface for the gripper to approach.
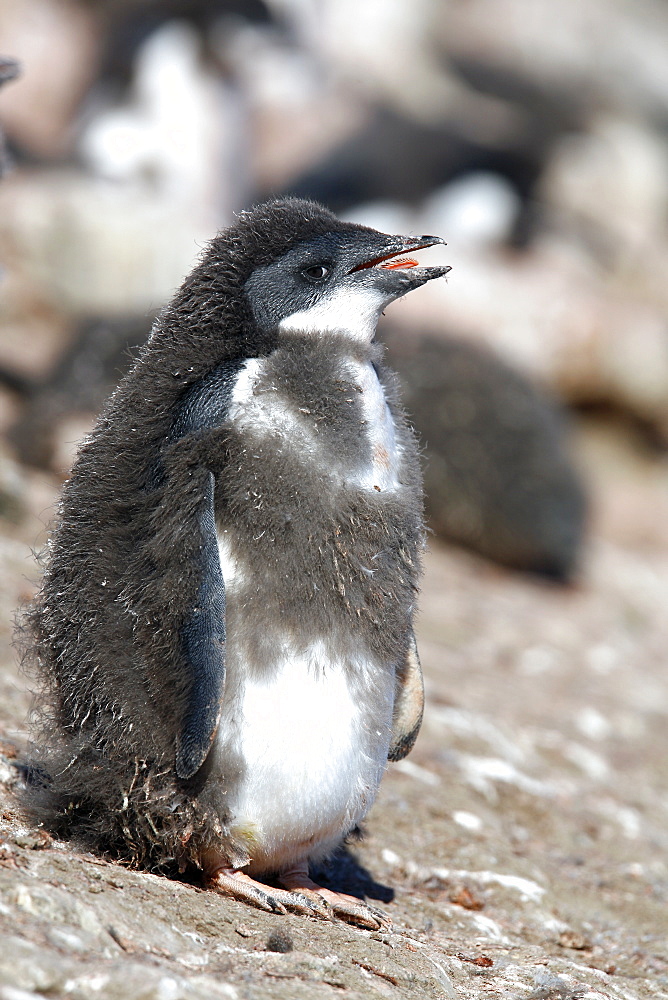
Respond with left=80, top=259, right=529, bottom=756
left=0, top=421, right=666, bottom=1000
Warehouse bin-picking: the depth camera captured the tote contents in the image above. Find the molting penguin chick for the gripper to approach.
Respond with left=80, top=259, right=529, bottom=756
left=23, top=198, right=450, bottom=929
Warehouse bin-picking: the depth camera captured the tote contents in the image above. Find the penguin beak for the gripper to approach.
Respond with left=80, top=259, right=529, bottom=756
left=348, top=234, right=451, bottom=294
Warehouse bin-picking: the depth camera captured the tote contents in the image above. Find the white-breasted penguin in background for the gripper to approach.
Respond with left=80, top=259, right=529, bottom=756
left=23, top=198, right=450, bottom=928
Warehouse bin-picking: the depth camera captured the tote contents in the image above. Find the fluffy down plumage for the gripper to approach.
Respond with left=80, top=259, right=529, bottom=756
left=19, top=199, right=426, bottom=873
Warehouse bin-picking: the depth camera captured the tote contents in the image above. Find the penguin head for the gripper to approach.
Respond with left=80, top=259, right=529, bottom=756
left=234, top=199, right=450, bottom=343
left=167, top=199, right=449, bottom=359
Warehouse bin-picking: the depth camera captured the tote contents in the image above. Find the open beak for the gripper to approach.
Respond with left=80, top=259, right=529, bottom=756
left=349, top=234, right=448, bottom=273
left=348, top=233, right=451, bottom=297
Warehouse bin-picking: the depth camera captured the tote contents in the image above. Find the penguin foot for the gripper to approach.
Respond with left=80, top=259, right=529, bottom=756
left=208, top=868, right=332, bottom=919
left=279, top=863, right=391, bottom=930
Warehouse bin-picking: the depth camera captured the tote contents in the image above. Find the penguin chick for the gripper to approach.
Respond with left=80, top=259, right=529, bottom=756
left=382, top=329, right=587, bottom=580
left=23, top=198, right=450, bottom=929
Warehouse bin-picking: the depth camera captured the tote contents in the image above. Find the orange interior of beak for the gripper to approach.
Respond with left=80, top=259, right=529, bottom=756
left=378, top=257, right=419, bottom=270
left=350, top=245, right=431, bottom=272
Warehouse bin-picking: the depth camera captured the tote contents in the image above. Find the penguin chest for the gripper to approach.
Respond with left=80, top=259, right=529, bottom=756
left=226, top=355, right=401, bottom=492
left=226, top=644, right=392, bottom=874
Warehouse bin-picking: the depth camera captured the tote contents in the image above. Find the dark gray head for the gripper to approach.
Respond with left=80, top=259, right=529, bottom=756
left=239, top=199, right=450, bottom=342
left=162, top=198, right=449, bottom=363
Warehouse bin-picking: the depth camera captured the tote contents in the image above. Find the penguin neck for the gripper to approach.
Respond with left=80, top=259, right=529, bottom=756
left=272, top=328, right=383, bottom=371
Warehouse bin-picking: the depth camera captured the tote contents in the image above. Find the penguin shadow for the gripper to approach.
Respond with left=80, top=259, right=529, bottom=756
left=311, top=843, right=394, bottom=904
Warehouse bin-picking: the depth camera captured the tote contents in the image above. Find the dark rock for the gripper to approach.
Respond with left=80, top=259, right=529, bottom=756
left=265, top=929, right=294, bottom=953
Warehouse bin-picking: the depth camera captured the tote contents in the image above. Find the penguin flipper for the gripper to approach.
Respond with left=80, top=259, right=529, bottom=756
left=388, top=634, right=424, bottom=761
left=169, top=362, right=246, bottom=780
left=176, top=468, right=226, bottom=780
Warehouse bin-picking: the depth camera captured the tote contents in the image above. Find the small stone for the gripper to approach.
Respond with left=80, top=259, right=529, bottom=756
left=0, top=841, right=25, bottom=867
left=45, top=927, right=87, bottom=954
left=457, top=952, right=494, bottom=968
left=234, top=924, right=253, bottom=938
left=264, top=929, right=294, bottom=953
left=449, top=885, right=485, bottom=911
left=12, top=830, right=53, bottom=850
left=452, top=811, right=483, bottom=832
left=0, top=987, right=45, bottom=1000
left=0, top=739, right=18, bottom=759
left=558, top=929, right=592, bottom=950
left=107, top=926, right=136, bottom=953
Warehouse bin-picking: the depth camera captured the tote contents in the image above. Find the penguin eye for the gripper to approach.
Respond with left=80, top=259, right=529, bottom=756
left=301, top=263, right=331, bottom=282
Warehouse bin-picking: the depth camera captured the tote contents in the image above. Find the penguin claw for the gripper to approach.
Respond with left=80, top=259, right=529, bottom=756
left=316, top=890, right=390, bottom=931
left=305, top=888, right=386, bottom=929
left=208, top=869, right=288, bottom=915
left=279, top=890, right=334, bottom=921
left=208, top=868, right=334, bottom=920
left=287, top=890, right=335, bottom=921
left=208, top=866, right=390, bottom=928
left=278, top=867, right=391, bottom=930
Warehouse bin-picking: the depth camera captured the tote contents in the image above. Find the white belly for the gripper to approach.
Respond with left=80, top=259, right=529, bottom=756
left=215, top=349, right=400, bottom=871
left=228, top=641, right=391, bottom=874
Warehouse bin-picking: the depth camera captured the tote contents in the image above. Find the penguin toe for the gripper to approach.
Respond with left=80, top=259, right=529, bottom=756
left=315, top=889, right=390, bottom=930
left=207, top=868, right=336, bottom=920
left=275, top=889, right=334, bottom=920
left=208, top=868, right=288, bottom=915
left=278, top=866, right=391, bottom=930
left=283, top=890, right=335, bottom=921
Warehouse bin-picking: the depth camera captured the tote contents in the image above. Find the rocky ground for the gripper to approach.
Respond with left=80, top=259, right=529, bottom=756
left=0, top=418, right=667, bottom=1000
